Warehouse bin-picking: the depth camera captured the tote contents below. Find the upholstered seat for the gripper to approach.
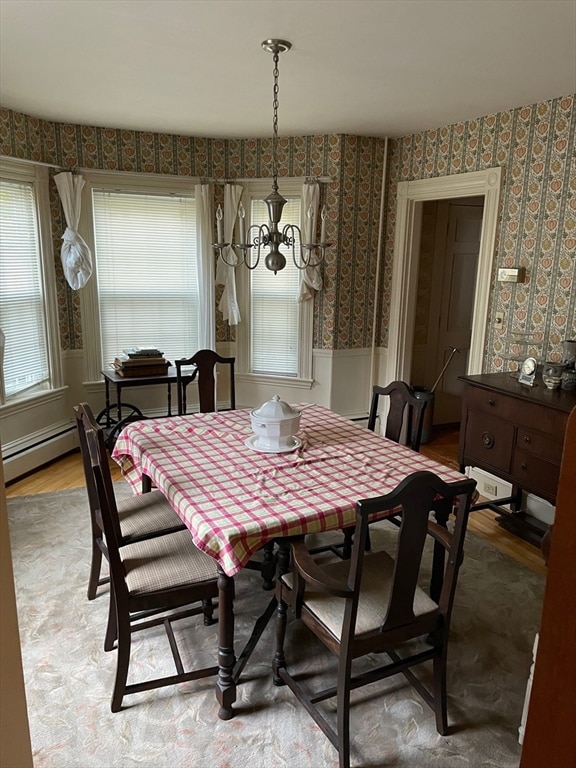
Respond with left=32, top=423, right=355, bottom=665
left=121, top=529, right=217, bottom=596
left=116, top=490, right=185, bottom=541
left=281, top=552, right=437, bottom=639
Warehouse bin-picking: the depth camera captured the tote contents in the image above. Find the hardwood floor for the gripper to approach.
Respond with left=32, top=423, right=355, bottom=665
left=4, top=424, right=547, bottom=576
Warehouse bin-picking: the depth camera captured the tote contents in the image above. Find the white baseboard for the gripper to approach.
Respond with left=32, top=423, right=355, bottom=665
left=3, top=429, right=77, bottom=483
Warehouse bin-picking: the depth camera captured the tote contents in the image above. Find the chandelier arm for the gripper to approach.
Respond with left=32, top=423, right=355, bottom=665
left=279, top=223, right=309, bottom=271
left=214, top=244, right=247, bottom=268
left=243, top=224, right=269, bottom=270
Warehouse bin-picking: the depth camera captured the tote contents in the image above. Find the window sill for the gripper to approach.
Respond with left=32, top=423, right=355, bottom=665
left=0, top=386, right=68, bottom=417
left=235, top=373, right=314, bottom=390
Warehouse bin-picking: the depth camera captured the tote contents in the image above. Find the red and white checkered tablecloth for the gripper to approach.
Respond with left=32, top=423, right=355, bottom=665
left=112, top=404, right=466, bottom=577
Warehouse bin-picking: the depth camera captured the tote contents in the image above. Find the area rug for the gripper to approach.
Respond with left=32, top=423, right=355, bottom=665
left=7, top=485, right=544, bottom=768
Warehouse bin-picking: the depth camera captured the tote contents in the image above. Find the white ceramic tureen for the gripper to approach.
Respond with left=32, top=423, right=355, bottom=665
left=248, top=395, right=301, bottom=452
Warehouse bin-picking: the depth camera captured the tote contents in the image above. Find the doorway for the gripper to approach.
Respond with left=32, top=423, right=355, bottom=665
left=385, top=167, right=503, bottom=392
left=411, top=196, right=484, bottom=427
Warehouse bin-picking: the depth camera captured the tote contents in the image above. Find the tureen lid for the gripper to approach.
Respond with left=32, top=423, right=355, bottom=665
left=252, top=395, right=299, bottom=421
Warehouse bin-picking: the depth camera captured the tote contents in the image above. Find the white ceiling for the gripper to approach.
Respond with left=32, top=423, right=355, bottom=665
left=1, top=0, right=575, bottom=140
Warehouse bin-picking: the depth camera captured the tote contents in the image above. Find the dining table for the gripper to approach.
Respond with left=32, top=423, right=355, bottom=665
left=111, top=403, right=467, bottom=720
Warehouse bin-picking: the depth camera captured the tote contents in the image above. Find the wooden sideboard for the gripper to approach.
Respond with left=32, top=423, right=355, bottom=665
left=458, top=372, right=576, bottom=544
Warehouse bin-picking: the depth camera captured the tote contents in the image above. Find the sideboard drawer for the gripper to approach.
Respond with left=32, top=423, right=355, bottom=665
left=466, top=386, right=507, bottom=416
left=512, top=451, right=560, bottom=502
left=465, top=383, right=567, bottom=434
left=464, top=412, right=514, bottom=473
left=516, top=428, right=564, bottom=464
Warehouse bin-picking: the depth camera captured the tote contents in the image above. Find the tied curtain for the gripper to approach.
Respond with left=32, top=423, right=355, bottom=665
left=195, top=183, right=216, bottom=350
left=216, top=184, right=243, bottom=325
left=54, top=172, right=93, bottom=290
left=298, top=181, right=323, bottom=302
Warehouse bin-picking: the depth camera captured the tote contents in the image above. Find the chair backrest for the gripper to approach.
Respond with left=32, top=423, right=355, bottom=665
left=84, top=422, right=127, bottom=581
left=175, top=349, right=236, bottom=414
left=367, top=381, right=427, bottom=451
left=74, top=402, right=107, bottom=531
left=350, top=471, right=476, bottom=634
left=74, top=402, right=123, bottom=546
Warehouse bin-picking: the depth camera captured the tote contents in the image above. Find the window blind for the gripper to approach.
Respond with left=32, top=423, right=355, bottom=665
left=250, top=196, right=300, bottom=376
left=91, top=190, right=198, bottom=366
left=0, top=178, right=50, bottom=399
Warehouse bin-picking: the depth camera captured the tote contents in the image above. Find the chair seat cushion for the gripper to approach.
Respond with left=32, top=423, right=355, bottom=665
left=285, top=550, right=437, bottom=640
left=121, top=529, right=218, bottom=595
left=118, top=489, right=184, bottom=540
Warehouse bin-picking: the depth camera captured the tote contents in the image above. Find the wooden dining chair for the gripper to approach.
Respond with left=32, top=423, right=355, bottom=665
left=175, top=349, right=236, bottom=415
left=273, top=470, right=477, bottom=768
left=311, top=380, right=429, bottom=560
left=74, top=402, right=186, bottom=600
left=85, top=423, right=219, bottom=712
left=368, top=380, right=428, bottom=450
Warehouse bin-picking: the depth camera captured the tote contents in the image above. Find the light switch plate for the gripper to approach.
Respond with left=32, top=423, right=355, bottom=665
left=498, top=267, right=526, bottom=283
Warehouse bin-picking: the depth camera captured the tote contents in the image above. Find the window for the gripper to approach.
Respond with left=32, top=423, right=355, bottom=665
left=81, top=174, right=198, bottom=379
left=0, top=159, right=60, bottom=404
left=237, top=181, right=313, bottom=382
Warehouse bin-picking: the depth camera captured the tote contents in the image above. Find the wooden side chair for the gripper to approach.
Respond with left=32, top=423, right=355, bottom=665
left=273, top=470, right=477, bottom=768
left=312, top=380, right=429, bottom=560
left=175, top=349, right=236, bottom=415
left=85, top=423, right=219, bottom=712
left=368, top=380, right=427, bottom=450
left=74, top=402, right=186, bottom=600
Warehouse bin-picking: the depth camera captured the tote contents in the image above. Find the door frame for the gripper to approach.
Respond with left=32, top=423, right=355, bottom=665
left=386, top=167, right=502, bottom=385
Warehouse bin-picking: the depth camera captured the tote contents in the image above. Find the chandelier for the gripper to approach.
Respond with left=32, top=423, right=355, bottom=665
left=213, top=39, right=330, bottom=274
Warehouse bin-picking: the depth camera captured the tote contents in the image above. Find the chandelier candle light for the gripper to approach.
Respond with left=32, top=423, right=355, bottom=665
left=213, top=39, right=331, bottom=274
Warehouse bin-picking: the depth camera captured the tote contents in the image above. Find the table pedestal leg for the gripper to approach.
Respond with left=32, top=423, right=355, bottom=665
left=216, top=566, right=236, bottom=720
left=260, top=541, right=277, bottom=590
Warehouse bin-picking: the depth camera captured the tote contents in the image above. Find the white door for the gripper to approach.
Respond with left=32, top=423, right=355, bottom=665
left=426, top=201, right=483, bottom=424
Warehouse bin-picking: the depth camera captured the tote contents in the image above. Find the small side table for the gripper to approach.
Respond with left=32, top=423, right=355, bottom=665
left=99, top=366, right=196, bottom=446
left=101, top=367, right=181, bottom=424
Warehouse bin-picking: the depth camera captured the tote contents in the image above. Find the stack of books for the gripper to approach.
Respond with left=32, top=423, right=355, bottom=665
left=112, top=347, right=170, bottom=377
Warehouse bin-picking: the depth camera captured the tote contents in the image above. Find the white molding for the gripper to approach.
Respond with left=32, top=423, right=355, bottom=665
left=387, top=167, right=502, bottom=384
left=329, top=347, right=376, bottom=358
left=2, top=429, right=77, bottom=483
left=2, top=419, right=74, bottom=458
left=0, top=386, right=68, bottom=418
left=235, top=373, right=314, bottom=390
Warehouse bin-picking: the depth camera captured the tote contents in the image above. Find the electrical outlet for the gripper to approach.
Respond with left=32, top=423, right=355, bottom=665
left=483, top=481, right=498, bottom=496
left=495, top=312, right=504, bottom=328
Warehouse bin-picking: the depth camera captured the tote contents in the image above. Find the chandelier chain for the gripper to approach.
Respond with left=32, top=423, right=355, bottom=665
left=272, top=50, right=280, bottom=192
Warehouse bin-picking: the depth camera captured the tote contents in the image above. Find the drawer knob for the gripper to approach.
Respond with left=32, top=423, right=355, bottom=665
left=523, top=435, right=531, bottom=443
left=521, top=463, right=527, bottom=470
left=487, top=399, right=495, bottom=406
left=481, top=431, right=495, bottom=449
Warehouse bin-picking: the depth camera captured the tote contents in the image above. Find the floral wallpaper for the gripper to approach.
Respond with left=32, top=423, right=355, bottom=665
left=0, top=109, right=385, bottom=351
left=384, top=94, right=576, bottom=367
left=1, top=93, right=574, bottom=367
